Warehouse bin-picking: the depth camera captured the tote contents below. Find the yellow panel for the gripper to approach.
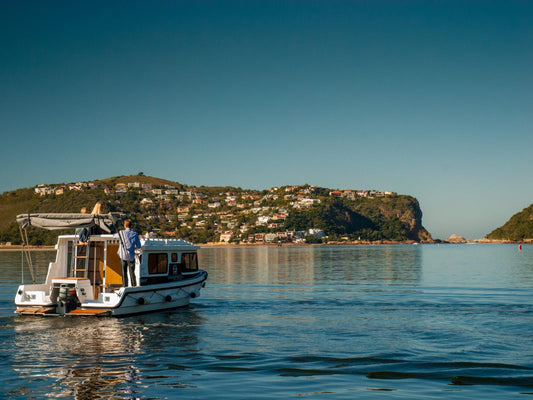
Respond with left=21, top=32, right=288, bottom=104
left=105, top=244, right=124, bottom=286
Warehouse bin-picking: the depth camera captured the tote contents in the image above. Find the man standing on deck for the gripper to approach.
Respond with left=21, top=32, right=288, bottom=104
left=115, top=219, right=141, bottom=287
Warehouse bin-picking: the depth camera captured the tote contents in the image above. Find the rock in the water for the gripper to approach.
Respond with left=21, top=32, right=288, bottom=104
left=446, top=233, right=467, bottom=243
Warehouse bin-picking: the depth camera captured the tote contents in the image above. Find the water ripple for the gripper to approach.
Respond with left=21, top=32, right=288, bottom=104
left=2, top=245, right=533, bottom=399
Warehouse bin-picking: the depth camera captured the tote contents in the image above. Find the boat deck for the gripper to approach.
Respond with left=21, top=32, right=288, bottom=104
left=15, top=307, right=55, bottom=316
left=15, top=306, right=112, bottom=317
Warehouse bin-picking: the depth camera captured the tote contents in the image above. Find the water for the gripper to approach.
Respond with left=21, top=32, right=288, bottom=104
left=1, top=244, right=533, bottom=399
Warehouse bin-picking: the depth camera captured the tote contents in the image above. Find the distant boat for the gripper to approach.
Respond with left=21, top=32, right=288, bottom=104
left=14, top=212, right=207, bottom=317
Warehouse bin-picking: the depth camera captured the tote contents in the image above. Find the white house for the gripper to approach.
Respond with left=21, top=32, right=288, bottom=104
left=220, top=232, right=233, bottom=242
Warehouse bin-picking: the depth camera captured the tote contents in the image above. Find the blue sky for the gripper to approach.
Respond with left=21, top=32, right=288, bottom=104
left=1, top=0, right=532, bottom=239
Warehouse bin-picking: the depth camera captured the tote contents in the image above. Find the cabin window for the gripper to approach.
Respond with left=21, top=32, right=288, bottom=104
left=148, top=253, right=168, bottom=274
left=181, top=253, right=198, bottom=271
left=171, top=253, right=178, bottom=262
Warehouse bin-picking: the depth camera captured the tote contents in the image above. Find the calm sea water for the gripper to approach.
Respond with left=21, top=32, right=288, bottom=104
left=1, top=244, right=533, bottom=399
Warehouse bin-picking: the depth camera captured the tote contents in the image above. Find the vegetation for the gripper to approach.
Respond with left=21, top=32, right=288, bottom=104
left=0, top=175, right=433, bottom=245
left=486, top=204, right=533, bottom=241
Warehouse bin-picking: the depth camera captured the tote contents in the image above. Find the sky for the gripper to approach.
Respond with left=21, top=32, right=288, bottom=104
left=1, top=0, right=532, bottom=240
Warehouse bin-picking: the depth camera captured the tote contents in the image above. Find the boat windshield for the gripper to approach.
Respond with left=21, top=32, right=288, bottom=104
left=181, top=252, right=198, bottom=272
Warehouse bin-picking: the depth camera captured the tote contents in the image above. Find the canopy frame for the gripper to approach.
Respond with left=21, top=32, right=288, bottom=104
left=16, top=212, right=126, bottom=285
left=16, top=212, right=126, bottom=233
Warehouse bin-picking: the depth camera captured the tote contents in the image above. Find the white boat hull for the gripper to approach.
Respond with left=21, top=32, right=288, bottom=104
left=15, top=271, right=207, bottom=317
left=85, top=272, right=207, bottom=316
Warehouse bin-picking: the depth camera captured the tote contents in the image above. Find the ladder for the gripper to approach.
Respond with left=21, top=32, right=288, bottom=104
left=72, top=239, right=90, bottom=278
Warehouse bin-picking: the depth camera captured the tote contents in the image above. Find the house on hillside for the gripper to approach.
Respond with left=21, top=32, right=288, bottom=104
left=35, top=186, right=54, bottom=196
left=220, top=232, right=233, bottom=242
left=308, top=229, right=326, bottom=239
left=265, top=233, right=278, bottom=243
left=257, top=216, right=270, bottom=225
left=341, top=190, right=356, bottom=200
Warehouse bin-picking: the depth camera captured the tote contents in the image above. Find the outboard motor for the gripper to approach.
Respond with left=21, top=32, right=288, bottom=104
left=57, top=284, right=79, bottom=314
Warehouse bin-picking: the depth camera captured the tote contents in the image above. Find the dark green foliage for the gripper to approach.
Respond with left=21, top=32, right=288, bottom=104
left=285, top=198, right=375, bottom=237
left=284, top=196, right=426, bottom=241
left=304, top=235, right=324, bottom=244
left=486, top=204, right=533, bottom=240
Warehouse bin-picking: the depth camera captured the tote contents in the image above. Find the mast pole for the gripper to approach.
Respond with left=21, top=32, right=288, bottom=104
left=18, top=225, right=36, bottom=284
left=20, top=235, right=24, bottom=285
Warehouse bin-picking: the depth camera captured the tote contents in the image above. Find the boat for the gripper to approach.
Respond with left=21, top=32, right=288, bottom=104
left=13, top=212, right=208, bottom=317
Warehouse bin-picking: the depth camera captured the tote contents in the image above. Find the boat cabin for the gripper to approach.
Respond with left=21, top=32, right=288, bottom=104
left=39, top=235, right=201, bottom=301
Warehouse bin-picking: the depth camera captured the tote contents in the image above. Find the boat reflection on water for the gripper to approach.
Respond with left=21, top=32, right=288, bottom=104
left=10, top=309, right=204, bottom=399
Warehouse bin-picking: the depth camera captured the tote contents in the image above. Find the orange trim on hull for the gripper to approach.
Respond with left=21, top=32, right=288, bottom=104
left=67, top=308, right=112, bottom=316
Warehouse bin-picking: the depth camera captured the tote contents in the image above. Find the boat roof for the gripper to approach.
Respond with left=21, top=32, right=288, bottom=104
left=141, top=238, right=200, bottom=251
left=16, top=212, right=126, bottom=233
left=54, top=235, right=200, bottom=251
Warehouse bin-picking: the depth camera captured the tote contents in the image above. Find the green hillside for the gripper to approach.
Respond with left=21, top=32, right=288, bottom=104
left=486, top=204, right=533, bottom=241
left=0, top=175, right=433, bottom=245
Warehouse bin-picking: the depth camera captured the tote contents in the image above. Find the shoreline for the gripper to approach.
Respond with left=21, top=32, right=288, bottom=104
left=200, top=240, right=424, bottom=247
left=1, top=239, right=529, bottom=251
left=0, top=245, right=56, bottom=251
left=199, top=239, right=530, bottom=247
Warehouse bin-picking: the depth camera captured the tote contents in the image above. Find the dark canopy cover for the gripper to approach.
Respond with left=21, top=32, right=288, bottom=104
left=16, top=213, right=126, bottom=233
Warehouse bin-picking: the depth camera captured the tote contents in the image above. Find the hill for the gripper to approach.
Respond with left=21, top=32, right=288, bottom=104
left=0, top=175, right=433, bottom=245
left=486, top=204, right=533, bottom=241
left=95, top=174, right=182, bottom=189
